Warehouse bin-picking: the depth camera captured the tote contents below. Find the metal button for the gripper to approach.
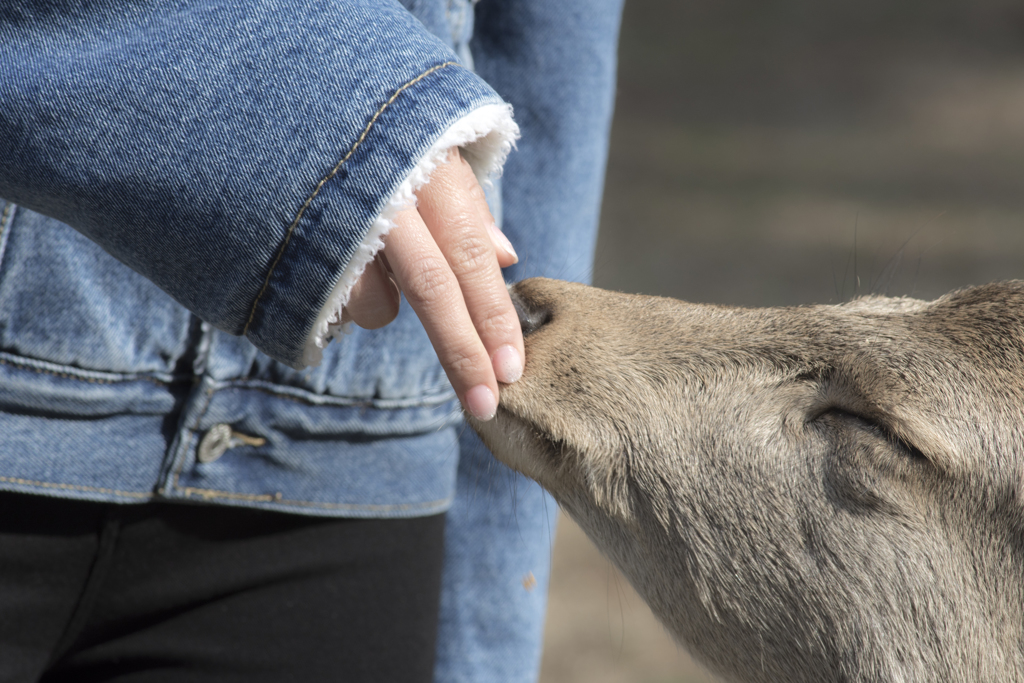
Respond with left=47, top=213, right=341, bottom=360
left=197, top=424, right=267, bottom=464
left=197, top=424, right=233, bottom=464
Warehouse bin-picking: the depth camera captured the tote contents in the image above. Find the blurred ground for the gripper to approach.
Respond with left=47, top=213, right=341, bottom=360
left=540, top=0, right=1024, bottom=681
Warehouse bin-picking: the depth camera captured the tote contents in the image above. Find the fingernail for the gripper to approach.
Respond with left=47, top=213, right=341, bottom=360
left=492, top=344, right=523, bottom=384
left=465, top=384, right=498, bottom=421
left=488, top=224, right=519, bottom=264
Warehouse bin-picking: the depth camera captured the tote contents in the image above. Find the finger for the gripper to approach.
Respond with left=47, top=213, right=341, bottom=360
left=488, top=223, right=518, bottom=270
left=415, top=149, right=524, bottom=385
left=345, top=252, right=401, bottom=330
left=437, top=148, right=519, bottom=269
left=383, top=207, right=499, bottom=421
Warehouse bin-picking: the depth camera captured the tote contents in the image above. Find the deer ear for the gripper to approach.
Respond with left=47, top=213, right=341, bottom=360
left=885, top=409, right=958, bottom=473
left=820, top=355, right=956, bottom=473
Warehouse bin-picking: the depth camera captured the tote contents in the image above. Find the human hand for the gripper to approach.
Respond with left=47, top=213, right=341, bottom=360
left=343, top=148, right=523, bottom=421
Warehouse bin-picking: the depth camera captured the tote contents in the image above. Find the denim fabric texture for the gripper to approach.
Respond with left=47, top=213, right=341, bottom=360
left=0, top=0, right=623, bottom=680
left=1, top=0, right=502, bottom=367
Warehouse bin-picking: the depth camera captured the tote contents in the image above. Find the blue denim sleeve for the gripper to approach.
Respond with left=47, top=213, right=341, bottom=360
left=0, top=0, right=505, bottom=367
left=435, top=0, right=625, bottom=681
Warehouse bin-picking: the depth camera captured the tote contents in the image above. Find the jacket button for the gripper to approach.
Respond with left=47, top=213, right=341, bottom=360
left=197, top=424, right=233, bottom=464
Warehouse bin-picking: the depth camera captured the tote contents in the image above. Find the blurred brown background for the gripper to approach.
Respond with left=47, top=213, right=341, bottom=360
left=540, top=0, right=1024, bottom=681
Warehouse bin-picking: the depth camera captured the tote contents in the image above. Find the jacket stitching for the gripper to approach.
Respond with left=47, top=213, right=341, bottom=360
left=0, top=355, right=457, bottom=409
left=218, top=380, right=458, bottom=410
left=173, top=484, right=450, bottom=511
left=0, top=356, right=175, bottom=386
left=0, top=353, right=454, bottom=405
left=0, top=475, right=447, bottom=511
left=242, top=61, right=459, bottom=336
left=0, top=476, right=150, bottom=499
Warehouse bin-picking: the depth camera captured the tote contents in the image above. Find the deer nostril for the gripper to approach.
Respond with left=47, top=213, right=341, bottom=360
left=509, top=286, right=551, bottom=337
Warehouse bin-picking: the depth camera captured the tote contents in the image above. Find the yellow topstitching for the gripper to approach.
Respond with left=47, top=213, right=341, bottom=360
left=242, top=61, right=459, bottom=335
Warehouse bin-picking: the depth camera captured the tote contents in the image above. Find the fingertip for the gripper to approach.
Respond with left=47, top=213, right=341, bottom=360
left=465, top=384, right=498, bottom=421
left=488, top=223, right=519, bottom=267
left=492, top=344, right=523, bottom=384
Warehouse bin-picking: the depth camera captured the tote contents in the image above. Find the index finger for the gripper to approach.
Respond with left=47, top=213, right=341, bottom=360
left=383, top=207, right=502, bottom=421
left=414, top=149, right=525, bottom=385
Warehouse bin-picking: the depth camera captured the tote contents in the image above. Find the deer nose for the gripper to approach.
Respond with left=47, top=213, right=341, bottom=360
left=510, top=284, right=551, bottom=337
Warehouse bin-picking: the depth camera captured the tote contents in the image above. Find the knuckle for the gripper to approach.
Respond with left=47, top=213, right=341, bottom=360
left=475, top=308, right=520, bottom=339
left=444, top=348, right=482, bottom=380
left=403, top=258, right=456, bottom=307
left=450, top=233, right=495, bottom=273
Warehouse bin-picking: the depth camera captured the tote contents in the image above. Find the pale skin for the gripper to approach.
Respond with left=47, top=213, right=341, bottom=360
left=343, top=148, right=524, bottom=421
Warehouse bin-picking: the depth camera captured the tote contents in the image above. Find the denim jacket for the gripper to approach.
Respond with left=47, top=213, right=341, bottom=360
left=0, top=0, right=622, bottom=679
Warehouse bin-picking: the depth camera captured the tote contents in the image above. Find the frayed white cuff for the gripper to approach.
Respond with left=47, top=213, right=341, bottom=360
left=300, top=102, right=520, bottom=368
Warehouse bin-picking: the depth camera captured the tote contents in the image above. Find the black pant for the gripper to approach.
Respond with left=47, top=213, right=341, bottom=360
left=0, top=492, right=445, bottom=682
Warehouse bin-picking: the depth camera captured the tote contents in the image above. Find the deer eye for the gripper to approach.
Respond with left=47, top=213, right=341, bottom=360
left=817, top=408, right=928, bottom=463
